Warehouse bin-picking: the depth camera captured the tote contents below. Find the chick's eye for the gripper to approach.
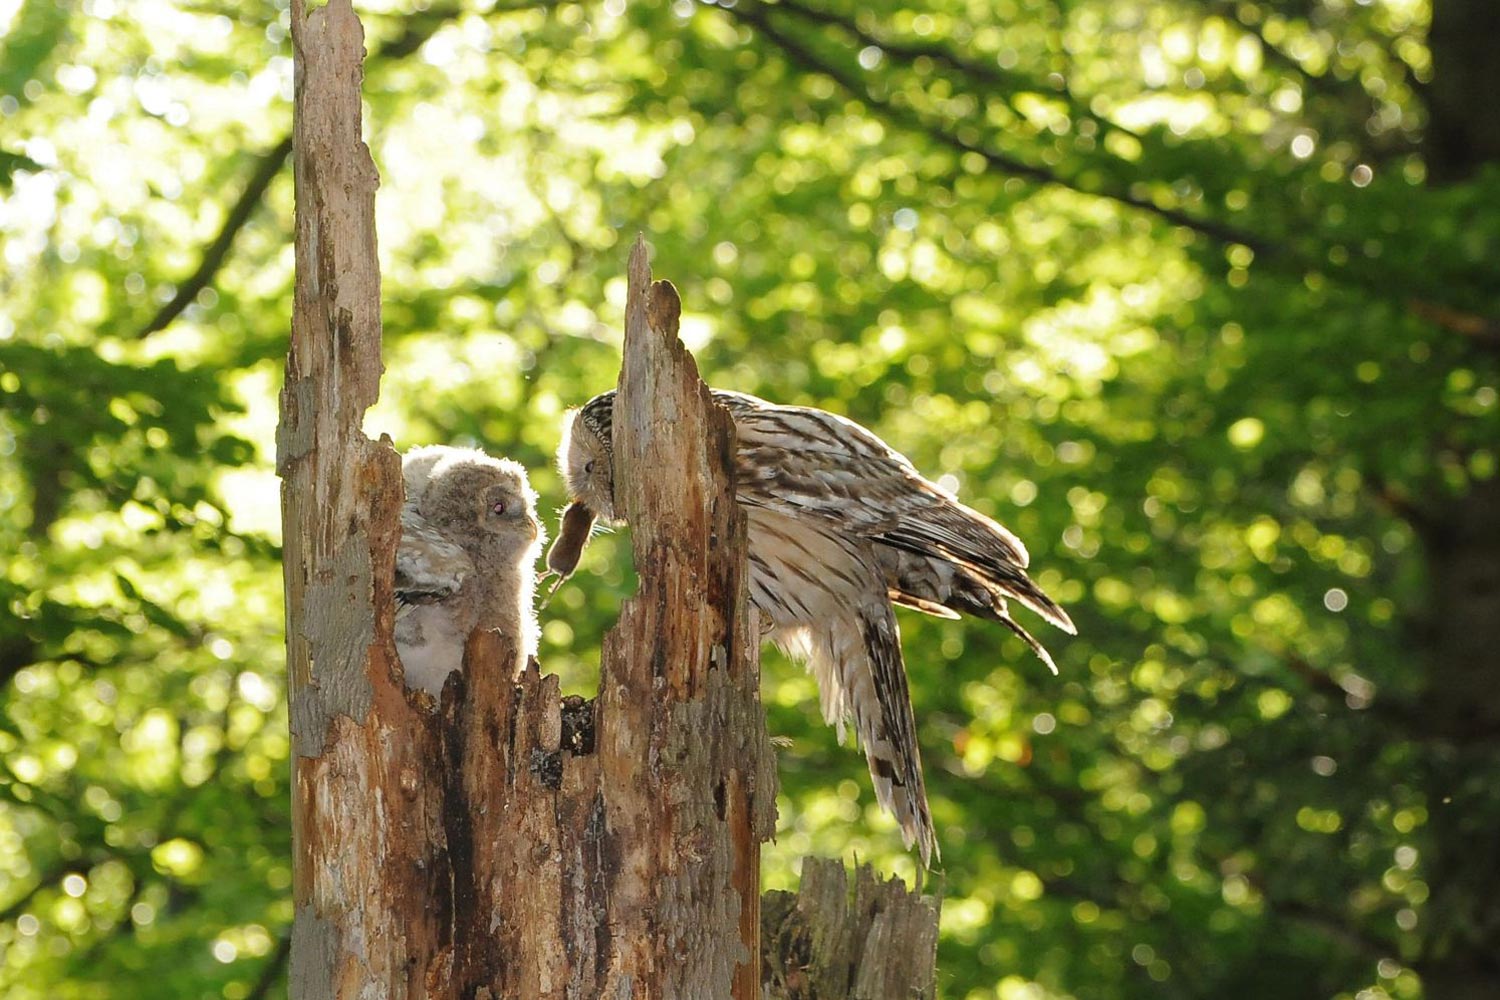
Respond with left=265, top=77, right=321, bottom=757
left=491, top=500, right=507, bottom=516
left=584, top=460, right=595, bottom=475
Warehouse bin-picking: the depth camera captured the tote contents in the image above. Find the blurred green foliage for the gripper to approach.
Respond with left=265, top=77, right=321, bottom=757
left=2, top=0, right=1498, bottom=997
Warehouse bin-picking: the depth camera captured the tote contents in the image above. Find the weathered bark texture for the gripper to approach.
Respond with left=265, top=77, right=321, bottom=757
left=761, top=859, right=940, bottom=1000
left=282, top=1, right=445, bottom=997
left=283, top=3, right=779, bottom=986
left=433, top=240, right=779, bottom=998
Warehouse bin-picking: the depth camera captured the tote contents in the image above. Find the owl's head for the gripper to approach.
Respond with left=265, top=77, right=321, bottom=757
left=558, top=392, right=619, bottom=523
left=407, top=447, right=543, bottom=556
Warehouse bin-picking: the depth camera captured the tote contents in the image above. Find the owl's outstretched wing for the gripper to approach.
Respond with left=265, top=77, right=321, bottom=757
left=718, top=391, right=1075, bottom=655
left=395, top=507, right=473, bottom=610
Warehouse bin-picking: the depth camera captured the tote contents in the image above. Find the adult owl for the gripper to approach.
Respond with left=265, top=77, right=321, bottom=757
left=395, top=445, right=544, bottom=697
left=553, top=389, right=1074, bottom=864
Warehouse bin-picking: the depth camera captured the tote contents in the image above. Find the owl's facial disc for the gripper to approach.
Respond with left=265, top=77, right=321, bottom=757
left=483, top=483, right=539, bottom=540
left=560, top=414, right=618, bottom=523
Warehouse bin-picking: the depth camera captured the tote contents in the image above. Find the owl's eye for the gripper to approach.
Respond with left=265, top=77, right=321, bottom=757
left=584, top=460, right=595, bottom=475
left=491, top=500, right=507, bottom=516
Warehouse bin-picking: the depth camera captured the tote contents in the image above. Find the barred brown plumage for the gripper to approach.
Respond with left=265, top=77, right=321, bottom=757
left=554, top=389, right=1075, bottom=865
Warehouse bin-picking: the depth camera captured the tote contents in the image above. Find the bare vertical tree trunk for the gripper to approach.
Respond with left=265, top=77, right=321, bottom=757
left=284, top=2, right=778, bottom=986
left=282, top=1, right=445, bottom=997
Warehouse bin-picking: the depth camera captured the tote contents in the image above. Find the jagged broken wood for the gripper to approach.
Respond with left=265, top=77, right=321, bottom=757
left=761, top=859, right=940, bottom=1000
left=436, top=238, right=778, bottom=997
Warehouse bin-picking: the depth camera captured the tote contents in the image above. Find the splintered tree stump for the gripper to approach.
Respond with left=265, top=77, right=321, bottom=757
left=761, top=859, right=941, bottom=1000
left=436, top=237, right=777, bottom=997
left=284, top=20, right=778, bottom=983
left=285, top=4, right=933, bottom=996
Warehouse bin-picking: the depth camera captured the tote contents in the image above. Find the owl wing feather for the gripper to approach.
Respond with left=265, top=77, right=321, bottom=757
left=571, top=389, right=1073, bottom=865
left=719, top=391, right=1075, bottom=645
left=395, top=506, right=474, bottom=612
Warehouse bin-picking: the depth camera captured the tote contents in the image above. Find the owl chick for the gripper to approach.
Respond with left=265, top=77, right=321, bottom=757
left=553, top=390, right=1075, bottom=865
left=395, top=445, right=544, bottom=697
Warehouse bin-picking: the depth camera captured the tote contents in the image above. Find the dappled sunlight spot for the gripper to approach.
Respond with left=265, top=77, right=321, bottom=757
left=769, top=671, right=817, bottom=710
left=51, top=896, right=88, bottom=933
left=941, top=896, right=993, bottom=941
left=10, top=754, right=43, bottom=784
left=1169, top=801, right=1205, bottom=837
left=1255, top=688, right=1293, bottom=722
left=83, top=785, right=123, bottom=823
left=1296, top=806, right=1343, bottom=835
left=124, top=708, right=180, bottom=789
left=956, top=730, right=994, bottom=775
left=1113, top=93, right=1217, bottom=136
left=150, top=837, right=203, bottom=879
left=216, top=468, right=281, bottom=540
left=677, top=313, right=712, bottom=351
left=997, top=977, right=1049, bottom=1000
left=803, top=781, right=862, bottom=826
left=1227, top=416, right=1264, bottom=449
left=1008, top=870, right=1044, bottom=903
left=181, top=724, right=224, bottom=787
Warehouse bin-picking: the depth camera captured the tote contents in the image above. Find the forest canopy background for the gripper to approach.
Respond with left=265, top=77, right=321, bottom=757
left=1, top=0, right=1498, bottom=998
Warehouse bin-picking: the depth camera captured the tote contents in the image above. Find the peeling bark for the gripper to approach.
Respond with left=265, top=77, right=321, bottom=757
left=283, top=1, right=445, bottom=997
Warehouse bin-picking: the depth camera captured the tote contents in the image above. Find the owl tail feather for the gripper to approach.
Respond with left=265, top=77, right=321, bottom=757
left=775, top=611, right=939, bottom=867
left=855, top=608, right=938, bottom=867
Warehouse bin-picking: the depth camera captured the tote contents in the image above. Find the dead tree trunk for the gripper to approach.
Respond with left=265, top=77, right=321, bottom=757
left=438, top=243, right=778, bottom=997
left=283, top=5, right=935, bottom=997
left=281, top=1, right=446, bottom=997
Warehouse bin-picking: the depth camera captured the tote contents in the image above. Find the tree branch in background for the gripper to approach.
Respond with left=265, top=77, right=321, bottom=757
left=135, top=4, right=474, bottom=340
left=136, top=134, right=293, bottom=338
left=772, top=0, right=1144, bottom=144
left=1408, top=298, right=1500, bottom=350
left=729, top=1, right=1279, bottom=256
left=730, top=2, right=1500, bottom=349
left=0, top=637, right=37, bottom=691
left=1204, top=0, right=1420, bottom=157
